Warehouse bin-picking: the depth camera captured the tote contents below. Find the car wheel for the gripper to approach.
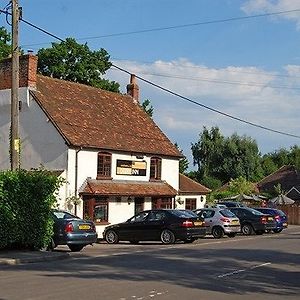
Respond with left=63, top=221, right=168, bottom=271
left=105, top=230, right=119, bottom=244
left=273, top=228, right=283, bottom=233
left=227, top=233, right=236, bottom=238
left=160, top=229, right=176, bottom=244
left=212, top=226, right=224, bottom=239
left=241, top=224, right=254, bottom=235
left=68, top=244, right=84, bottom=252
left=129, top=240, right=139, bottom=244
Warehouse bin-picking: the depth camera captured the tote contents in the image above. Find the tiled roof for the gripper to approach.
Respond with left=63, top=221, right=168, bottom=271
left=257, top=165, right=300, bottom=194
left=31, top=75, right=181, bottom=158
left=178, top=174, right=211, bottom=195
left=79, top=179, right=177, bottom=197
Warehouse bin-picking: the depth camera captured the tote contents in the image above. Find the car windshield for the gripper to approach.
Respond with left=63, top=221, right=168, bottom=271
left=170, top=210, right=198, bottom=218
left=220, top=209, right=236, bottom=217
left=128, top=211, right=150, bottom=222
left=53, top=211, right=79, bottom=219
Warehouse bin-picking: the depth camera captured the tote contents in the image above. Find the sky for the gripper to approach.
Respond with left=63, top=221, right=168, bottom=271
left=1, top=0, right=300, bottom=170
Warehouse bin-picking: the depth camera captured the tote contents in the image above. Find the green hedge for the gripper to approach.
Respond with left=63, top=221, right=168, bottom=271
left=0, top=169, right=62, bottom=250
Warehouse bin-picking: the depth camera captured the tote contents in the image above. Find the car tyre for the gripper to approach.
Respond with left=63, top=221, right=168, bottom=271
left=273, top=228, right=283, bottom=233
left=160, top=229, right=176, bottom=244
left=105, top=230, right=119, bottom=244
left=227, top=233, right=236, bottom=238
left=212, top=226, right=224, bottom=239
left=68, top=244, right=84, bottom=252
left=241, top=224, right=254, bottom=235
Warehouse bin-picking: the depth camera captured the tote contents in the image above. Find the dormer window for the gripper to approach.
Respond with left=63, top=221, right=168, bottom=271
left=150, top=157, right=162, bottom=180
left=97, top=152, right=112, bottom=178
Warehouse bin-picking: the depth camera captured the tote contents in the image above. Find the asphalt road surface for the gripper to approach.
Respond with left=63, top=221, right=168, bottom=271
left=1, top=226, right=299, bottom=300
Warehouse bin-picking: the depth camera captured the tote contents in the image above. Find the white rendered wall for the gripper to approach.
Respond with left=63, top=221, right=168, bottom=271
left=0, top=88, right=68, bottom=170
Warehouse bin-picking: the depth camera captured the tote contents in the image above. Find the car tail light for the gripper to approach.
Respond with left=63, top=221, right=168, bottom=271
left=220, top=217, right=230, bottom=223
left=275, top=215, right=281, bottom=222
left=182, top=220, right=194, bottom=227
left=65, top=222, right=74, bottom=233
left=261, top=216, right=267, bottom=224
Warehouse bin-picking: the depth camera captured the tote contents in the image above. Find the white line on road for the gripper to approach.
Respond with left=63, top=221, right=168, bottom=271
left=217, top=262, right=271, bottom=278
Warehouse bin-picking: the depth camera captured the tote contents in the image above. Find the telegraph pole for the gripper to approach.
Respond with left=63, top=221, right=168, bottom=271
left=11, top=0, right=20, bottom=170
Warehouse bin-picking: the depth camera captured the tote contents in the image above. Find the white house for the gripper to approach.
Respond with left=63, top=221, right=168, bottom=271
left=0, top=54, right=209, bottom=236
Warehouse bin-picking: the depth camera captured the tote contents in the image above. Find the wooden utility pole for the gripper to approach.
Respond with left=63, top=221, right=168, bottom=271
left=11, top=0, right=20, bottom=170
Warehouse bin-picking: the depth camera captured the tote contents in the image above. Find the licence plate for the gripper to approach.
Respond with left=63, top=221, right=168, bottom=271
left=194, top=221, right=203, bottom=226
left=268, top=217, right=274, bottom=221
left=79, top=224, right=91, bottom=230
left=283, top=223, right=288, bottom=226
left=231, top=220, right=239, bottom=225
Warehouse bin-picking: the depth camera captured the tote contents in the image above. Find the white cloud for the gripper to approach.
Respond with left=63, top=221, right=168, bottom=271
left=241, top=0, right=300, bottom=28
left=106, top=58, right=300, bottom=157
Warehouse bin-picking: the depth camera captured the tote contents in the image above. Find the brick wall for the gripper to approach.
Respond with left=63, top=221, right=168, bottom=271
left=0, top=54, right=37, bottom=90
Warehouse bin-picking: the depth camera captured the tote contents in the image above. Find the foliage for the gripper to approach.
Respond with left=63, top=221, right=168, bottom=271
left=37, top=38, right=120, bottom=92
left=192, top=126, right=262, bottom=184
left=227, top=176, right=256, bottom=195
left=0, top=26, right=11, bottom=60
left=174, top=142, right=189, bottom=174
left=0, top=169, right=63, bottom=250
left=141, top=99, right=154, bottom=118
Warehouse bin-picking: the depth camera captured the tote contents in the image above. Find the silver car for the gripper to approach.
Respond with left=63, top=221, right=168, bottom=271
left=194, top=207, right=241, bottom=238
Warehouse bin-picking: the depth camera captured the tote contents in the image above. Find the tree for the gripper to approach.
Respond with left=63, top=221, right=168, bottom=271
left=141, top=99, right=154, bottom=118
left=37, top=38, right=120, bottom=92
left=191, top=126, right=261, bottom=184
left=174, top=143, right=189, bottom=174
left=0, top=26, right=11, bottom=60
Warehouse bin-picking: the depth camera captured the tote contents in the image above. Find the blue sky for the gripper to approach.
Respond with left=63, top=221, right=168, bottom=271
left=1, top=0, right=300, bottom=169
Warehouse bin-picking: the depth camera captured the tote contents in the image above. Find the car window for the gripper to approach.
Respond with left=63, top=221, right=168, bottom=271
left=170, top=210, right=198, bottom=218
left=276, top=210, right=286, bottom=217
left=248, top=208, right=264, bottom=215
left=230, top=209, right=243, bottom=218
left=220, top=209, right=236, bottom=217
left=128, top=211, right=149, bottom=223
left=201, top=210, right=215, bottom=218
left=53, top=211, right=79, bottom=220
left=148, top=211, right=166, bottom=221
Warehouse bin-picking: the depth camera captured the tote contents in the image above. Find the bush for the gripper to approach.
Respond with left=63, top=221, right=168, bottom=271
left=0, top=169, right=62, bottom=250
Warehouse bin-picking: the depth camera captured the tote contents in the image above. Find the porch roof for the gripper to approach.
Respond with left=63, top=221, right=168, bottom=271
left=79, top=179, right=177, bottom=197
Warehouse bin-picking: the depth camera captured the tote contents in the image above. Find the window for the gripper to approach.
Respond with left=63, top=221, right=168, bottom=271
left=185, top=198, right=196, bottom=210
left=97, top=152, right=112, bottom=178
left=152, top=198, right=172, bottom=209
left=150, top=157, right=162, bottom=180
left=83, top=197, right=109, bottom=224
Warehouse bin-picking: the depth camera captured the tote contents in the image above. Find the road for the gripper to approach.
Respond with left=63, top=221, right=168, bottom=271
left=0, top=226, right=299, bottom=300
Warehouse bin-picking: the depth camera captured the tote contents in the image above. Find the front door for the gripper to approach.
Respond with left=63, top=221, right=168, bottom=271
left=135, top=197, right=144, bottom=215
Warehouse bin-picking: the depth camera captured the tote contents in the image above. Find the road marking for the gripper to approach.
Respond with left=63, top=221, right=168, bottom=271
left=217, top=262, right=271, bottom=278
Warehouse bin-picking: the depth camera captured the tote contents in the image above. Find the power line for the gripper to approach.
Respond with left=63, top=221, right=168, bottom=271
left=121, top=70, right=300, bottom=91
left=1, top=8, right=300, bottom=139
left=2, top=7, right=300, bottom=47
left=112, top=58, right=300, bottom=80
left=112, top=65, right=300, bottom=139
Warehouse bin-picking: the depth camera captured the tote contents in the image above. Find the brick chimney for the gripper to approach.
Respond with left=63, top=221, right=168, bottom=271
left=0, top=54, right=38, bottom=90
left=126, top=74, right=139, bottom=103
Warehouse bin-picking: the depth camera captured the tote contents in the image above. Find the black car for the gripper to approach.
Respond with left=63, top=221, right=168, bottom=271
left=51, top=210, right=98, bottom=252
left=103, top=209, right=206, bottom=244
left=254, top=208, right=288, bottom=233
left=229, top=207, right=277, bottom=235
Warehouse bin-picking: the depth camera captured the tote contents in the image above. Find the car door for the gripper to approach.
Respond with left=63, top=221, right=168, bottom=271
left=118, top=211, right=150, bottom=241
left=202, top=209, right=215, bottom=234
left=142, top=211, right=167, bottom=240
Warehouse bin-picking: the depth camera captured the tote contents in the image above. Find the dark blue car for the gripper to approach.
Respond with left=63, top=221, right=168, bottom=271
left=254, top=208, right=288, bottom=233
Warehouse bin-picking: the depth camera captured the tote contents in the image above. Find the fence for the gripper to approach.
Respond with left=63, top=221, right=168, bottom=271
left=277, top=205, right=300, bottom=225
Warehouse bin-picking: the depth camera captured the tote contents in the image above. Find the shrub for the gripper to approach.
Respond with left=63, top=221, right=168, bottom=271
left=0, top=169, right=62, bottom=250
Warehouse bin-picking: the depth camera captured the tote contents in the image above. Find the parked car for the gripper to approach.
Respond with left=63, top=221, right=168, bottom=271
left=194, top=207, right=240, bottom=238
left=51, top=210, right=98, bottom=252
left=254, top=208, right=288, bottom=233
left=228, top=207, right=277, bottom=235
left=218, top=201, right=247, bottom=208
left=103, top=209, right=206, bottom=244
